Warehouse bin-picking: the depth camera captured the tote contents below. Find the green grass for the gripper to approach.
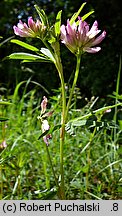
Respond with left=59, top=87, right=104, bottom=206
left=0, top=80, right=122, bottom=200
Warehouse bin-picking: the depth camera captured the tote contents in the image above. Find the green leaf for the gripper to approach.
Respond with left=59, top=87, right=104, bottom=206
left=0, top=36, right=14, bottom=47
left=76, top=10, right=94, bottom=25
left=40, top=48, right=55, bottom=62
left=34, top=4, right=48, bottom=26
left=81, top=165, right=89, bottom=173
left=10, top=39, right=39, bottom=52
left=38, top=130, right=49, bottom=140
left=70, top=2, right=87, bottom=25
left=12, top=80, right=27, bottom=102
left=55, top=10, right=62, bottom=36
left=118, top=120, right=122, bottom=130
left=8, top=52, right=49, bottom=61
left=21, top=59, right=51, bottom=63
left=82, top=10, right=94, bottom=21
left=38, top=124, right=61, bottom=140
left=98, top=159, right=122, bottom=174
left=70, top=180, right=81, bottom=189
left=69, top=103, right=122, bottom=123
left=51, top=124, right=61, bottom=133
left=0, top=101, right=12, bottom=105
left=0, top=117, right=9, bottom=122
left=72, top=120, right=87, bottom=127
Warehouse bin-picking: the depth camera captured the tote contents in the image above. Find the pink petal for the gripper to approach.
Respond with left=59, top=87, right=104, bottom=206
left=23, top=23, right=29, bottom=30
left=28, top=17, right=35, bottom=31
left=41, top=96, right=47, bottom=113
left=13, top=26, right=26, bottom=37
left=91, top=31, right=106, bottom=46
left=86, top=20, right=100, bottom=39
left=87, top=29, right=101, bottom=39
left=17, top=22, right=24, bottom=29
left=90, top=20, right=98, bottom=32
left=84, top=47, right=101, bottom=53
left=60, top=25, right=67, bottom=37
left=66, top=20, right=75, bottom=36
left=13, top=26, right=19, bottom=35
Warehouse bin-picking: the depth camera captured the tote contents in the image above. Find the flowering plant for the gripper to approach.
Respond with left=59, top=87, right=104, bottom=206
left=8, top=3, right=106, bottom=199
left=13, top=17, right=47, bottom=38
left=60, top=18, right=106, bottom=54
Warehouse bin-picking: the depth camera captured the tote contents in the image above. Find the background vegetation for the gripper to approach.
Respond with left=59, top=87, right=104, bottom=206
left=0, top=0, right=122, bottom=199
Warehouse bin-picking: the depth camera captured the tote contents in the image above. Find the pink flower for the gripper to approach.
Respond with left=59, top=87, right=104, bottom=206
left=13, top=17, right=46, bottom=38
left=39, top=96, right=52, bottom=146
left=41, top=96, right=48, bottom=114
left=41, top=119, right=52, bottom=146
left=0, top=140, right=7, bottom=150
left=60, top=17, right=106, bottom=54
left=104, top=109, right=111, bottom=113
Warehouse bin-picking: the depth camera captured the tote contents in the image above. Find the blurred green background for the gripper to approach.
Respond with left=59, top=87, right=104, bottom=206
left=0, top=0, right=122, bottom=98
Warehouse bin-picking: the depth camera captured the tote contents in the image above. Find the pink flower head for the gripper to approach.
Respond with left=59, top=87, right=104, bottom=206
left=60, top=17, right=106, bottom=54
left=13, top=17, right=46, bottom=38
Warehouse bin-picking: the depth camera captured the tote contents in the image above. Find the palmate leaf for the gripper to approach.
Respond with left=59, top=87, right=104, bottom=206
left=10, top=39, right=39, bottom=52
left=7, top=52, right=51, bottom=62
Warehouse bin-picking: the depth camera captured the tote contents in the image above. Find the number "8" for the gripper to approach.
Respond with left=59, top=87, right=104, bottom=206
left=113, top=203, right=118, bottom=211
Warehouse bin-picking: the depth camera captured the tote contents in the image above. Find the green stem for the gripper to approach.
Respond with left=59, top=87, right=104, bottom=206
left=55, top=56, right=66, bottom=199
left=45, top=145, right=59, bottom=189
left=40, top=39, right=66, bottom=198
left=65, top=54, right=81, bottom=121
left=113, top=56, right=121, bottom=144
left=0, top=165, right=3, bottom=199
left=86, top=126, right=97, bottom=194
left=41, top=39, right=66, bottom=199
left=55, top=53, right=81, bottom=199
